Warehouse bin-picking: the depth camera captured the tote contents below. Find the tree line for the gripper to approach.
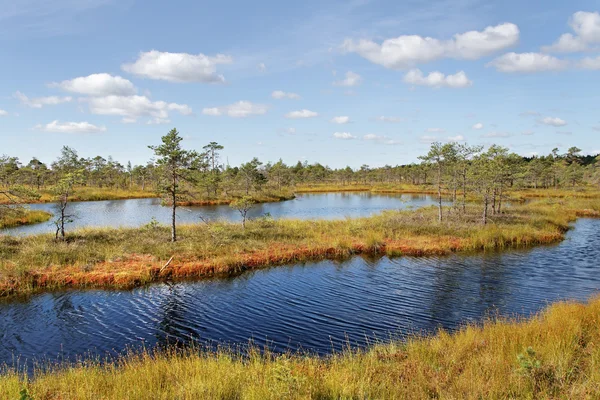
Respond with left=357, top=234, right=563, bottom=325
left=1, top=128, right=599, bottom=240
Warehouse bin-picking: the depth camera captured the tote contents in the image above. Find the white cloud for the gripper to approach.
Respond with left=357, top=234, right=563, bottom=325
left=50, top=73, right=136, bottom=96
left=34, top=120, right=106, bottom=134
left=333, top=132, right=356, bottom=140
left=271, top=90, right=301, bottom=100
left=342, top=23, right=519, bottom=69
left=85, top=95, right=192, bottom=123
left=519, top=110, right=541, bottom=117
left=363, top=134, right=402, bottom=145
left=147, top=118, right=171, bottom=125
left=333, top=71, right=362, bottom=87
left=419, top=135, right=437, bottom=144
left=482, top=131, right=511, bottom=138
left=0, top=109, right=8, bottom=116
left=557, top=130, right=572, bottom=135
left=488, top=52, right=569, bottom=73
left=539, top=116, right=567, bottom=127
left=285, top=109, right=319, bottom=119
left=202, top=101, right=268, bottom=118
left=122, top=50, right=232, bottom=83
left=403, top=69, right=472, bottom=88
left=592, top=126, right=600, bottom=132
left=522, top=130, right=535, bottom=136
left=447, top=135, right=465, bottom=141
left=331, top=116, right=350, bottom=124
left=579, top=56, right=600, bottom=69
left=258, top=63, right=267, bottom=72
left=543, top=12, right=600, bottom=53
left=426, top=128, right=446, bottom=133
left=472, top=122, right=484, bottom=130
left=542, top=33, right=588, bottom=53
left=375, top=116, right=403, bottom=123
left=14, top=91, right=72, bottom=108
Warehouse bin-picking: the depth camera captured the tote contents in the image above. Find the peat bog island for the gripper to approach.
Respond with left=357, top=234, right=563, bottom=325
left=2, top=2, right=600, bottom=398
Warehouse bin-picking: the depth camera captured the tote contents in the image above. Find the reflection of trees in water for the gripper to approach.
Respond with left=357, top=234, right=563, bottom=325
left=428, top=258, right=467, bottom=329
left=427, top=253, right=516, bottom=331
left=156, top=284, right=194, bottom=350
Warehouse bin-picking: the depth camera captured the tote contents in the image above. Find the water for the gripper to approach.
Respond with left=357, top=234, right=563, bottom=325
left=3, top=193, right=438, bottom=236
left=1, top=218, right=599, bottom=370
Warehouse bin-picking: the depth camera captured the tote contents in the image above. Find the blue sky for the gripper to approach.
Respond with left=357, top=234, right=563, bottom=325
left=1, top=0, right=599, bottom=168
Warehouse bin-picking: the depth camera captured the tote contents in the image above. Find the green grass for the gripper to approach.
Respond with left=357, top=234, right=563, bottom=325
left=2, top=295, right=599, bottom=399
left=0, top=209, right=52, bottom=229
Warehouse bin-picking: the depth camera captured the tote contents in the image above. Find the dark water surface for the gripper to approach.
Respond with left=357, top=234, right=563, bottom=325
left=4, top=193, right=437, bottom=236
left=1, top=218, right=599, bottom=370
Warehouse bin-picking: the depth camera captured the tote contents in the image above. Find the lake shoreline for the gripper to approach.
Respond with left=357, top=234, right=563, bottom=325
left=1, top=196, right=598, bottom=298
left=2, top=294, right=599, bottom=398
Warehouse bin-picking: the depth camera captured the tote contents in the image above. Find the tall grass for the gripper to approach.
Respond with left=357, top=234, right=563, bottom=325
left=0, top=197, right=597, bottom=297
left=2, top=295, right=599, bottom=399
left=0, top=209, right=52, bottom=229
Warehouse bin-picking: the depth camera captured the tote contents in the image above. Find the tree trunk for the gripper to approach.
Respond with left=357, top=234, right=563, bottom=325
left=482, top=195, right=488, bottom=225
left=171, top=174, right=177, bottom=242
left=437, top=164, right=442, bottom=223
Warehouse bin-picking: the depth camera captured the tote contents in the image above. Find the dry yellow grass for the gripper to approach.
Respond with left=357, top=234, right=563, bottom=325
left=0, top=209, right=52, bottom=229
left=2, top=295, right=599, bottom=399
left=1, top=197, right=598, bottom=297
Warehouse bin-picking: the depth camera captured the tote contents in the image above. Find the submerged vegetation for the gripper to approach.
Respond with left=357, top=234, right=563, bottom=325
left=2, top=295, right=600, bottom=398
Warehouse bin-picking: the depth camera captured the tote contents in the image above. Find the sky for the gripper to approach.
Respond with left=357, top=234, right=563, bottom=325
left=1, top=0, right=599, bottom=168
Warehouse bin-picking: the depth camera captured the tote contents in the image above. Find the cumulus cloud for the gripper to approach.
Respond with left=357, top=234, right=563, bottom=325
left=271, top=90, right=300, bottom=99
left=539, top=116, right=567, bottom=127
left=426, top=128, right=446, bottom=133
left=333, top=71, right=362, bottom=87
left=285, top=109, right=319, bottom=119
left=487, top=52, right=569, bottom=73
left=342, top=23, right=519, bottom=69
left=50, top=73, right=137, bottom=96
left=147, top=118, right=171, bottom=125
left=333, top=132, right=356, bottom=140
left=201, top=101, right=268, bottom=118
left=0, top=109, right=8, bottom=116
left=122, top=50, right=232, bottom=83
left=519, top=110, right=541, bottom=117
left=403, top=69, right=472, bottom=88
left=84, top=95, right=192, bottom=123
left=14, top=91, right=72, bottom=108
left=543, top=11, right=600, bottom=53
left=34, top=120, right=106, bottom=134
left=472, top=122, right=484, bottom=130
left=522, top=130, right=535, bottom=136
left=482, top=131, right=511, bottom=138
left=447, top=135, right=465, bottom=141
left=556, top=130, right=572, bottom=135
left=375, top=116, right=403, bottom=123
left=331, top=116, right=350, bottom=124
left=363, top=133, right=402, bottom=145
left=419, top=135, right=438, bottom=144
left=579, top=55, right=600, bottom=69
left=542, top=33, right=588, bottom=53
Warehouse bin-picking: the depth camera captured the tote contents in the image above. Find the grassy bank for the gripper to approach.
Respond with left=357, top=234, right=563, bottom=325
left=2, top=295, right=599, bottom=398
left=295, top=183, right=600, bottom=199
left=0, top=197, right=598, bottom=297
left=0, top=187, right=157, bottom=205
left=177, top=191, right=296, bottom=206
left=0, top=209, right=52, bottom=229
